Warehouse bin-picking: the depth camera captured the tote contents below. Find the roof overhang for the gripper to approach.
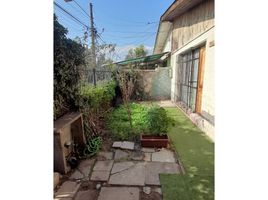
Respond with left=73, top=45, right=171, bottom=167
left=153, top=21, right=172, bottom=54
left=115, top=52, right=170, bottom=66
left=154, top=0, right=206, bottom=54
left=161, top=0, right=205, bottom=21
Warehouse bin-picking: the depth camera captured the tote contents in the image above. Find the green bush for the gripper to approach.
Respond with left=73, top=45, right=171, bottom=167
left=76, top=81, right=116, bottom=135
left=146, top=106, right=170, bottom=136
left=106, top=103, right=173, bottom=140
left=77, top=81, right=116, bottom=110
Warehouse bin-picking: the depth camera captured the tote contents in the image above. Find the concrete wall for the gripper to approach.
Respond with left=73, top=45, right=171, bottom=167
left=135, top=67, right=171, bottom=100
left=163, top=31, right=172, bottom=52
left=170, top=27, right=215, bottom=141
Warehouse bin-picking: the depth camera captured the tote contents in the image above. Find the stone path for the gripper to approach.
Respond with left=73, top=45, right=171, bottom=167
left=98, top=187, right=140, bottom=200
left=54, top=142, right=182, bottom=200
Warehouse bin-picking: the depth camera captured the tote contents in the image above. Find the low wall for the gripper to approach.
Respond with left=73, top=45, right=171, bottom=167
left=134, top=67, right=171, bottom=100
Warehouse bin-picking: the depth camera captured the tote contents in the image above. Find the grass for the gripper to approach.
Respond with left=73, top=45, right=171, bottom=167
left=160, top=107, right=214, bottom=200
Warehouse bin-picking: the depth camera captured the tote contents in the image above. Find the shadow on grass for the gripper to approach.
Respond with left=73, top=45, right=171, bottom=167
left=160, top=108, right=214, bottom=200
left=160, top=174, right=214, bottom=200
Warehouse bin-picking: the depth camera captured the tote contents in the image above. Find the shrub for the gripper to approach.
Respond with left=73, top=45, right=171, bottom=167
left=106, top=103, right=173, bottom=140
left=76, top=81, right=116, bottom=135
left=146, top=106, right=171, bottom=136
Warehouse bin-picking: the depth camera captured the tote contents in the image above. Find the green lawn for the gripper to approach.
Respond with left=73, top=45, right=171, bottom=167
left=160, top=108, right=214, bottom=200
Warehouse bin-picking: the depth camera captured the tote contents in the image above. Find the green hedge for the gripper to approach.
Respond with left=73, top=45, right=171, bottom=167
left=76, top=81, right=116, bottom=135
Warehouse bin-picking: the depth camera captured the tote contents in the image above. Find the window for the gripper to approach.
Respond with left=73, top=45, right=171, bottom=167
left=178, top=48, right=200, bottom=111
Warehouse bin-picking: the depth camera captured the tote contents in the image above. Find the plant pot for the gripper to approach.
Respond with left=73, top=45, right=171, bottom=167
left=140, top=134, right=169, bottom=148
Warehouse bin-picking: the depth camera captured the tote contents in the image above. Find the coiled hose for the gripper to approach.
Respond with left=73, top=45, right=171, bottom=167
left=83, top=136, right=102, bottom=157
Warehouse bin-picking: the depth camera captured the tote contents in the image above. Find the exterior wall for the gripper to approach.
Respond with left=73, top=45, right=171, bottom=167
left=163, top=31, right=172, bottom=52
left=170, top=27, right=215, bottom=141
left=135, top=67, right=171, bottom=100
left=172, top=0, right=214, bottom=51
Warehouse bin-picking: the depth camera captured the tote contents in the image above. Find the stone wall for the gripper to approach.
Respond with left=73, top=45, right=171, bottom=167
left=134, top=67, right=171, bottom=100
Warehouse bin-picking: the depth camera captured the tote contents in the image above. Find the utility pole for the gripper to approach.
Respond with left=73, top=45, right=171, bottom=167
left=89, top=3, right=97, bottom=86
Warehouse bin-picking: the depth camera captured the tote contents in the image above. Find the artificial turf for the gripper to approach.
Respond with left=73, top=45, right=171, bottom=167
left=160, top=107, right=214, bottom=200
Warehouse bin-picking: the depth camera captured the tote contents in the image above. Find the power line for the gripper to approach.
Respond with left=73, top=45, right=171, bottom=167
left=66, top=1, right=89, bottom=19
left=55, top=6, right=87, bottom=31
left=73, top=0, right=90, bottom=18
left=54, top=2, right=89, bottom=30
left=103, top=32, right=156, bottom=39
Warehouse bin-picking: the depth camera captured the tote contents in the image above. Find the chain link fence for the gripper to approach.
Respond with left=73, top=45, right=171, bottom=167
left=79, top=69, right=114, bottom=85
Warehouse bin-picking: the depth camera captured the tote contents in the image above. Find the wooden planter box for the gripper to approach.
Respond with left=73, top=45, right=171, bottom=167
left=140, top=134, right=169, bottom=148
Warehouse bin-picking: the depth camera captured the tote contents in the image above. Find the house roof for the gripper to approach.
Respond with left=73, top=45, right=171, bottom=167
left=153, top=0, right=206, bottom=54
left=161, top=0, right=205, bottom=21
left=115, top=52, right=169, bottom=66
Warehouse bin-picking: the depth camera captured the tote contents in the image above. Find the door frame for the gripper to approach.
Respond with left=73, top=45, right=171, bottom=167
left=195, top=45, right=206, bottom=114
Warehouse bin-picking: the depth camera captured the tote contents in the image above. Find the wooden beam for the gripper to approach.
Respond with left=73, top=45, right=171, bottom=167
left=195, top=46, right=206, bottom=113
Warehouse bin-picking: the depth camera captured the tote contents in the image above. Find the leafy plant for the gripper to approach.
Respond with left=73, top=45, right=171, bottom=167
left=76, top=81, right=116, bottom=136
left=146, top=106, right=172, bottom=136
left=106, top=103, right=174, bottom=140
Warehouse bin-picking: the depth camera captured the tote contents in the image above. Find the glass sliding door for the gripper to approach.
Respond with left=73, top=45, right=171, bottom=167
left=178, top=48, right=201, bottom=112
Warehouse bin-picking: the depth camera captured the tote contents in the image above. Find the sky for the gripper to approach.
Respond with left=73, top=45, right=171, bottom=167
left=54, top=0, right=174, bottom=61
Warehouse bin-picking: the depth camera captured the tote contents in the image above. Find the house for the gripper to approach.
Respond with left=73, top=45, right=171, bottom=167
left=154, top=0, right=215, bottom=140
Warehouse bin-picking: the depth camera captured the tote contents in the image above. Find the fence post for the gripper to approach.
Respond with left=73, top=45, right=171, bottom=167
left=93, top=68, right=96, bottom=86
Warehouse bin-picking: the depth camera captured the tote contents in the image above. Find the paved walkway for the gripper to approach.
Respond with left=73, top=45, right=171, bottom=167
left=54, top=142, right=182, bottom=200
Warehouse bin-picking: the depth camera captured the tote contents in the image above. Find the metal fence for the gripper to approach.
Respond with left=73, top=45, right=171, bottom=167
left=79, top=69, right=114, bottom=85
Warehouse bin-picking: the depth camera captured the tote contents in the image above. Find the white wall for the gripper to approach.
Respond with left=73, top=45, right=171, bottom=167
left=170, top=27, right=215, bottom=141
left=163, top=31, right=172, bottom=53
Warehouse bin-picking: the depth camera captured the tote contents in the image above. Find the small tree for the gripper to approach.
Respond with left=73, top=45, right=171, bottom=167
left=125, top=44, right=148, bottom=59
left=116, top=68, right=137, bottom=128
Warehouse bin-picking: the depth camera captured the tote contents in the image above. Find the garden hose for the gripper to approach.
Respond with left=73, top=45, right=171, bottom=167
left=83, top=136, right=102, bottom=157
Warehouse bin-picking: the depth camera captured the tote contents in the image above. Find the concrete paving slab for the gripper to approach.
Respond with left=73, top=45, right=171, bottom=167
left=78, top=159, right=95, bottom=176
left=157, top=100, right=176, bottom=108
left=98, top=187, right=140, bottom=200
left=112, top=141, right=122, bottom=148
left=111, top=161, right=135, bottom=174
left=55, top=181, right=81, bottom=198
left=145, top=162, right=180, bottom=185
left=141, top=148, right=156, bottom=153
left=69, top=170, right=84, bottom=180
left=143, top=153, right=151, bottom=162
left=74, top=190, right=98, bottom=200
left=90, top=170, right=110, bottom=181
left=93, top=160, right=114, bottom=171
left=114, top=149, right=129, bottom=160
left=151, top=149, right=176, bottom=163
left=109, top=162, right=145, bottom=186
left=130, top=151, right=144, bottom=161
left=97, top=151, right=114, bottom=160
left=121, top=141, right=135, bottom=150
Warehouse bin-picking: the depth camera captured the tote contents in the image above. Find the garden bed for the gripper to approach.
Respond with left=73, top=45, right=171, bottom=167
left=106, top=103, right=174, bottom=141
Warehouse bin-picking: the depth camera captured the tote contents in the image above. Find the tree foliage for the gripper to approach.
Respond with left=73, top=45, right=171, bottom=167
left=74, top=36, right=116, bottom=71
left=54, top=14, right=86, bottom=120
left=125, top=44, right=148, bottom=59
